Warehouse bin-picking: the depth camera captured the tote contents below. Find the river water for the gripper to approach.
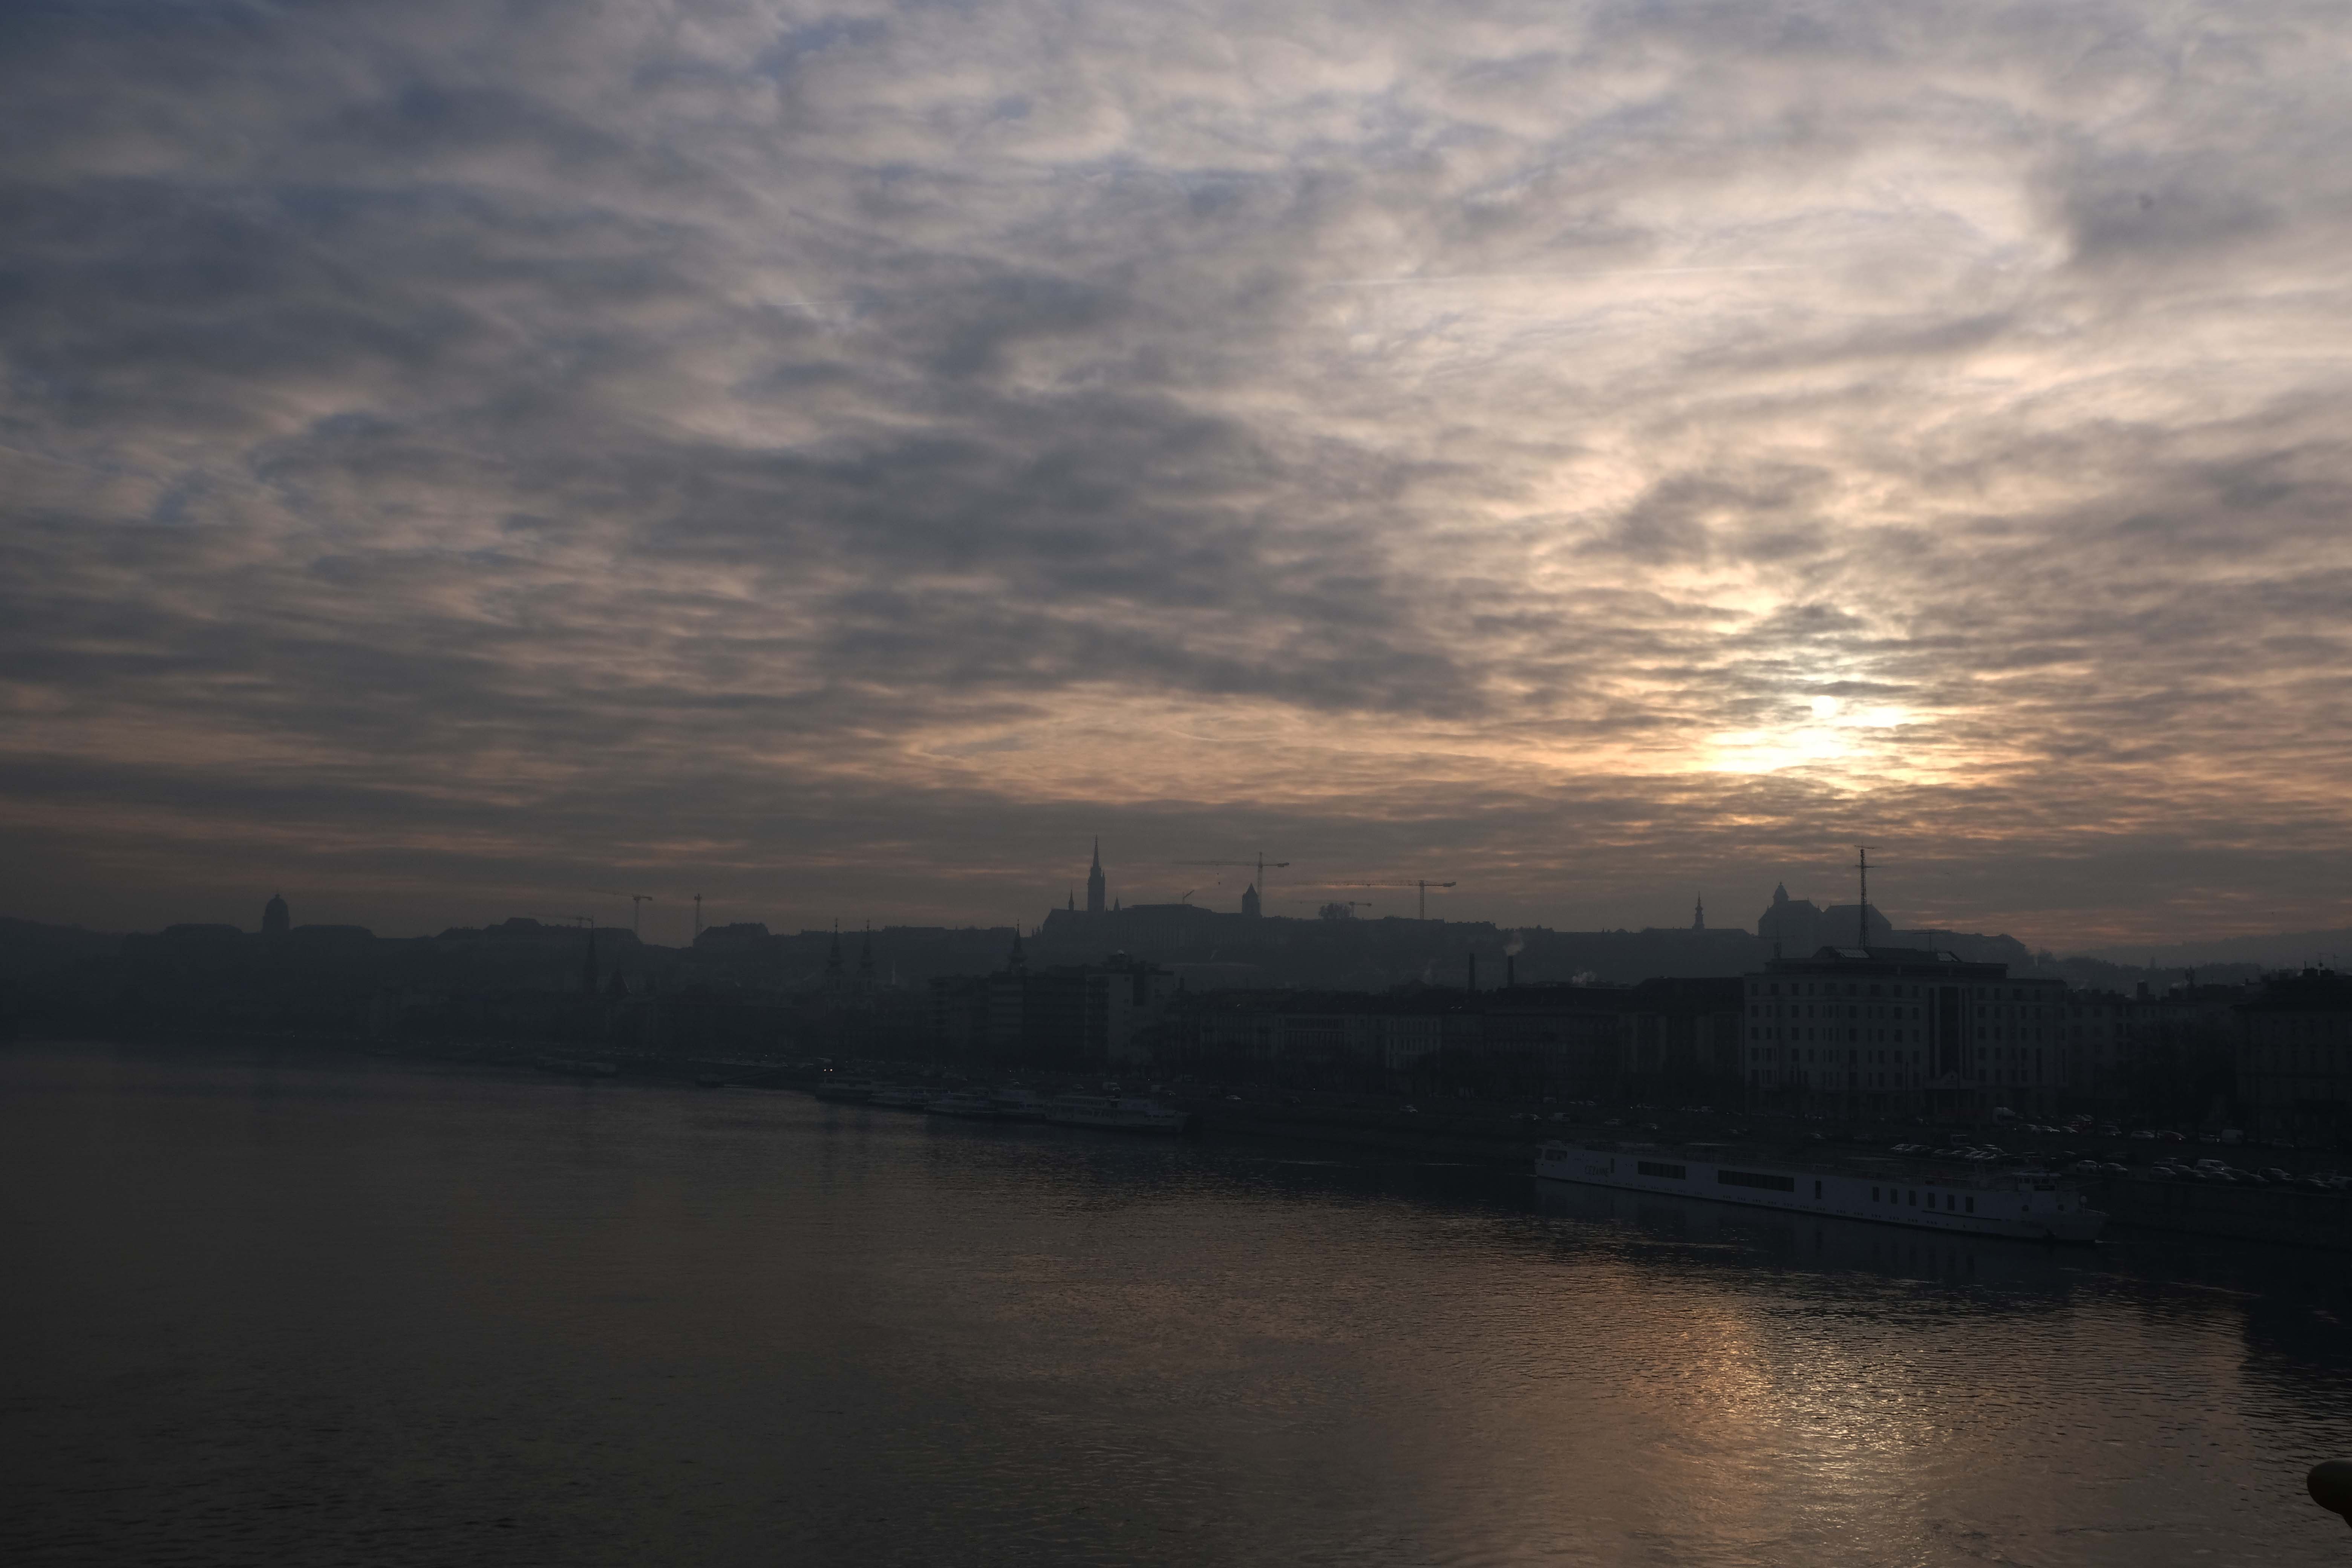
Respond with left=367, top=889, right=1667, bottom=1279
left=2, top=1041, right=2347, bottom=1566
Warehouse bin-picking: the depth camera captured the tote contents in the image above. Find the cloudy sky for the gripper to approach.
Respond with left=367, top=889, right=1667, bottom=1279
left=5, top=0, right=2350, bottom=945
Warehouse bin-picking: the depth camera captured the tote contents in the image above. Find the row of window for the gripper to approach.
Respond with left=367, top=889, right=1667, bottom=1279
left=1871, top=1185, right=1974, bottom=1214
left=1749, top=982, right=2058, bottom=1004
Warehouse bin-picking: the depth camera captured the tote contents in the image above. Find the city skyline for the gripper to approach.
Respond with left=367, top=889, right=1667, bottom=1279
left=53, top=843, right=2352, bottom=977
left=7, top=1, right=2352, bottom=946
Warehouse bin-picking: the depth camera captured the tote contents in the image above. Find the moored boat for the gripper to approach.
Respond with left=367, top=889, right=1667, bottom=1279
left=1534, top=1140, right=2104, bottom=1243
left=924, top=1090, right=1001, bottom=1119
left=1042, top=1094, right=1190, bottom=1134
left=990, top=1087, right=1048, bottom=1121
left=535, top=1056, right=620, bottom=1077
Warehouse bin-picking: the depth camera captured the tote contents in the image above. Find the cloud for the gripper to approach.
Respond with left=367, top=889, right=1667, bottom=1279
left=3, top=0, right=2350, bottom=944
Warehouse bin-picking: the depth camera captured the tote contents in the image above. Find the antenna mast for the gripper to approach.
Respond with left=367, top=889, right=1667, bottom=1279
left=1856, top=846, right=1870, bottom=947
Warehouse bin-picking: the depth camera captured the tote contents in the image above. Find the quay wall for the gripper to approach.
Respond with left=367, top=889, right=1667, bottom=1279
left=2088, top=1176, right=2352, bottom=1251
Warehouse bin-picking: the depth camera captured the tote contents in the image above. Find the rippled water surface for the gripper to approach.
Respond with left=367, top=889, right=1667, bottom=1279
left=3, top=1042, right=2349, bottom=1566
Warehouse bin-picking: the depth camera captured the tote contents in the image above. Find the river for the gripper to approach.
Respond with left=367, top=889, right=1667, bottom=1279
left=3, top=1041, right=2347, bottom=1565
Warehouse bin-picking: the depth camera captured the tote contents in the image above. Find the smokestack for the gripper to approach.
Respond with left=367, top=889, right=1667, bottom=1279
left=1467, top=953, right=1478, bottom=992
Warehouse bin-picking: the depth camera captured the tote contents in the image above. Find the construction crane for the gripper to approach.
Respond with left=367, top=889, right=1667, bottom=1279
left=1338, top=879, right=1457, bottom=920
left=1172, top=853, right=1291, bottom=900
left=591, top=889, right=656, bottom=937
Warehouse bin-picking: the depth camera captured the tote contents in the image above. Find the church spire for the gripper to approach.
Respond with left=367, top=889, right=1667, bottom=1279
left=1086, top=836, right=1107, bottom=916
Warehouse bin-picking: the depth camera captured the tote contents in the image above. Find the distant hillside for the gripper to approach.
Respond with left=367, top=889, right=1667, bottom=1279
left=2074, top=929, right=2352, bottom=970
left=0, top=916, right=124, bottom=977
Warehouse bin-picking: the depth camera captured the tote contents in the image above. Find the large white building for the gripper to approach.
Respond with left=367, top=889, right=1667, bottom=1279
left=1743, top=946, right=2070, bottom=1116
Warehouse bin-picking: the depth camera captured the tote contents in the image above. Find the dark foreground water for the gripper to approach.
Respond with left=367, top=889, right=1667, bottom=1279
left=3, top=1043, right=2349, bottom=1566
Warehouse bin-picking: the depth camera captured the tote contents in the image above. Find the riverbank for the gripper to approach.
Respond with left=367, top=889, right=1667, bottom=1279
left=26, top=1033, right=2352, bottom=1251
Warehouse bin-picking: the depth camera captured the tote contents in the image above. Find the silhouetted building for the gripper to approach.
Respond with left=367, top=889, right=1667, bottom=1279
left=2066, top=988, right=2133, bottom=1106
left=1691, top=894, right=1704, bottom=932
left=928, top=942, right=1167, bottom=1067
left=1182, top=988, right=1468, bottom=1087
left=1742, top=946, right=2066, bottom=1116
left=262, top=893, right=289, bottom=937
left=1241, top=882, right=1261, bottom=919
left=822, top=924, right=846, bottom=1003
left=1756, top=885, right=1894, bottom=953
left=1481, top=985, right=1635, bottom=1096
left=2237, top=968, right=2352, bottom=1140
left=1086, top=839, right=1106, bottom=916
left=694, top=921, right=772, bottom=954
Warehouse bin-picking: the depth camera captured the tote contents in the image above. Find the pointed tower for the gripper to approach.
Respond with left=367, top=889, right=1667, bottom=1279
left=1692, top=893, right=1705, bottom=932
left=1241, top=882, right=1261, bottom=919
left=823, top=922, right=846, bottom=1002
left=262, top=892, right=289, bottom=937
left=1086, top=838, right=1106, bottom=916
left=1006, top=929, right=1028, bottom=974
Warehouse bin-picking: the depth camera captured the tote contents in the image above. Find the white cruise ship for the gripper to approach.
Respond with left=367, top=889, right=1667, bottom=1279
left=1536, top=1141, right=2104, bottom=1243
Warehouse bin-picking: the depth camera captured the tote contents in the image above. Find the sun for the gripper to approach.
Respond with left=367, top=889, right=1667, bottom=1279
left=1701, top=695, right=1913, bottom=776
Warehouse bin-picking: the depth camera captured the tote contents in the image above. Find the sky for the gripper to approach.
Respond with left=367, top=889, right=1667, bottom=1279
left=5, top=0, right=2351, bottom=947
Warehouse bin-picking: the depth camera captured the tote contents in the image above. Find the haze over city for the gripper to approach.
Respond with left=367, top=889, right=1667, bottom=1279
left=6, top=0, right=2350, bottom=945
left=11, top=8, right=2352, bottom=1563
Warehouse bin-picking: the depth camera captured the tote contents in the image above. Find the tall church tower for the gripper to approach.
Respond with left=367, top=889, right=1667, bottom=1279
left=823, top=922, right=846, bottom=1002
left=1241, top=883, right=1261, bottom=919
left=1086, top=838, right=1106, bottom=916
